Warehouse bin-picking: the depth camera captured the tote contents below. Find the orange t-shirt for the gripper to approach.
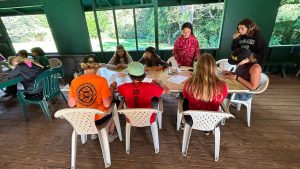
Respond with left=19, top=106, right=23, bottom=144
left=69, top=74, right=111, bottom=120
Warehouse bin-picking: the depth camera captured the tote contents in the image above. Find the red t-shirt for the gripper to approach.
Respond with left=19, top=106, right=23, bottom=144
left=118, top=82, right=164, bottom=123
left=183, top=82, right=228, bottom=111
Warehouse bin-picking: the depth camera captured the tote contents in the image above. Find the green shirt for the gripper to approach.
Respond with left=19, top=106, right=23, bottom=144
left=34, top=55, right=49, bottom=69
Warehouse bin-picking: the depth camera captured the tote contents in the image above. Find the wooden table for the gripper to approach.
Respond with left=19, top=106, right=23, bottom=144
left=62, top=67, right=248, bottom=93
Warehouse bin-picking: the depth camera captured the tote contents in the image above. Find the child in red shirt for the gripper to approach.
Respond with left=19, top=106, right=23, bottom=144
left=115, top=62, right=169, bottom=124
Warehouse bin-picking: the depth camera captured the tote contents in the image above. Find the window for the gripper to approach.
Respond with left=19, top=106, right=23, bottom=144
left=1, top=14, right=57, bottom=53
left=269, top=0, right=300, bottom=46
left=116, top=9, right=136, bottom=51
left=136, top=8, right=155, bottom=50
left=85, top=11, right=117, bottom=52
left=158, top=3, right=224, bottom=49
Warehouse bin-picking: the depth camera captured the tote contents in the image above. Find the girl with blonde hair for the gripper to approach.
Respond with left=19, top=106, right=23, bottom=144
left=182, top=53, right=228, bottom=126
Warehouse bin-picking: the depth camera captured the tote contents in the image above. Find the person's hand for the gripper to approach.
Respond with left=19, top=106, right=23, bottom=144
left=116, top=64, right=123, bottom=69
left=224, top=74, right=237, bottom=79
left=233, top=31, right=240, bottom=39
left=144, top=67, right=151, bottom=71
left=222, top=70, right=234, bottom=76
left=155, top=66, right=163, bottom=71
left=110, top=81, right=117, bottom=89
left=152, top=79, right=162, bottom=85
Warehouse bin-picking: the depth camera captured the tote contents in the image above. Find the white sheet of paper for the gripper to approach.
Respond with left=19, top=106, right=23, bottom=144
left=167, top=75, right=188, bottom=84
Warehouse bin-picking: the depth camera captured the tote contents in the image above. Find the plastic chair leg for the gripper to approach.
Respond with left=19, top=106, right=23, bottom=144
left=157, top=112, right=162, bottom=129
left=246, top=102, right=252, bottom=127
left=181, top=123, right=192, bottom=156
left=60, top=92, right=68, bottom=105
left=125, top=123, right=131, bottom=154
left=98, top=128, right=111, bottom=168
left=214, top=127, right=220, bottom=161
left=71, top=130, right=77, bottom=169
left=296, top=69, right=300, bottom=77
left=113, top=112, right=122, bottom=141
left=40, top=100, right=52, bottom=121
left=17, top=93, right=28, bottom=120
left=150, top=122, right=159, bottom=153
left=81, top=134, right=87, bottom=144
left=237, top=103, right=242, bottom=111
left=177, top=111, right=183, bottom=131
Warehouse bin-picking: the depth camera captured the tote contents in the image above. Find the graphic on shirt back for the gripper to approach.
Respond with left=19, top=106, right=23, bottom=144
left=76, top=83, right=97, bottom=106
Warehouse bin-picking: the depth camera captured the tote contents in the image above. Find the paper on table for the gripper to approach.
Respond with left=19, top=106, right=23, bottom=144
left=167, top=75, right=188, bottom=84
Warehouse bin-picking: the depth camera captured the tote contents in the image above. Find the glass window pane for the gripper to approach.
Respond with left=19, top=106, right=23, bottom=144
left=136, top=8, right=155, bottom=50
left=116, top=9, right=136, bottom=51
left=85, top=11, right=100, bottom=51
left=269, top=1, right=300, bottom=46
left=85, top=11, right=117, bottom=52
left=158, top=3, right=224, bottom=49
left=97, top=10, right=117, bottom=51
left=1, top=14, right=57, bottom=53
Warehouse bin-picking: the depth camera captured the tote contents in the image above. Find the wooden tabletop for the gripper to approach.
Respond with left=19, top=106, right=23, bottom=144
left=62, top=67, right=249, bottom=93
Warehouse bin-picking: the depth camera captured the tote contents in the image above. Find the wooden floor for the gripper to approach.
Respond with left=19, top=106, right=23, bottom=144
left=0, top=74, right=300, bottom=169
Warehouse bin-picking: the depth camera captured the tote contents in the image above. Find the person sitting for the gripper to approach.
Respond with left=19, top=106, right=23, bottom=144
left=111, top=62, right=169, bottom=124
left=106, top=45, right=133, bottom=69
left=224, top=48, right=261, bottom=101
left=31, top=47, right=50, bottom=69
left=139, top=46, right=168, bottom=71
left=2, top=50, right=29, bottom=98
left=7, top=56, right=44, bottom=99
left=182, top=53, right=228, bottom=128
left=68, top=55, right=117, bottom=142
left=17, top=50, right=29, bottom=58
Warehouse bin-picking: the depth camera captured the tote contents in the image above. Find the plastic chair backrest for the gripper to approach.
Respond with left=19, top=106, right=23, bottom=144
left=33, top=67, right=64, bottom=100
left=250, top=73, right=269, bottom=94
left=55, top=108, right=108, bottom=135
left=167, top=56, right=179, bottom=68
left=216, top=59, right=236, bottom=72
left=118, top=108, right=161, bottom=127
left=49, top=58, right=62, bottom=68
left=182, top=110, right=234, bottom=131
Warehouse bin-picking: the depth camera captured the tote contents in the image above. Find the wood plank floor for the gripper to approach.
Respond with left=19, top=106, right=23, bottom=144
left=0, top=74, right=300, bottom=169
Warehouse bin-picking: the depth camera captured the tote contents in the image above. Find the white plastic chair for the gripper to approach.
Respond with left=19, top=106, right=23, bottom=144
left=216, top=59, right=236, bottom=72
left=167, top=56, right=179, bottom=68
left=118, top=108, right=161, bottom=154
left=181, top=110, right=234, bottom=161
left=48, top=58, right=62, bottom=68
left=229, top=73, right=269, bottom=127
left=54, top=108, right=112, bottom=168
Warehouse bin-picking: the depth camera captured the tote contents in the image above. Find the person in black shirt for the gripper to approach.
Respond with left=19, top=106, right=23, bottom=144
left=231, top=18, right=267, bottom=65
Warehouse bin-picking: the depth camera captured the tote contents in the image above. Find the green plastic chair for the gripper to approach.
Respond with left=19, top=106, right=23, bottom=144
left=17, top=67, right=67, bottom=121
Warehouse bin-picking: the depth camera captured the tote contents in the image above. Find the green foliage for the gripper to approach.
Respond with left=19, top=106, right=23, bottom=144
left=1, top=15, right=52, bottom=42
left=270, top=2, right=300, bottom=45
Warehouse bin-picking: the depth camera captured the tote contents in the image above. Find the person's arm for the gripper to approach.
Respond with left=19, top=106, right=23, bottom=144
left=152, top=79, right=170, bottom=94
left=173, top=38, right=181, bottom=66
left=68, top=97, right=77, bottom=108
left=228, top=64, right=261, bottom=90
left=8, top=65, right=21, bottom=78
left=231, top=32, right=241, bottom=51
left=106, top=55, right=117, bottom=69
left=194, top=38, right=200, bottom=60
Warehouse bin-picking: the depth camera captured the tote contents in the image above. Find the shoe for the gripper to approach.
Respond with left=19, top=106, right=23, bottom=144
left=1, top=93, right=12, bottom=98
left=108, top=132, right=119, bottom=143
left=91, top=134, right=98, bottom=140
left=203, top=131, right=210, bottom=136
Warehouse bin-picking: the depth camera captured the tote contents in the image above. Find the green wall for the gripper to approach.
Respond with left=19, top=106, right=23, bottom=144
left=42, top=0, right=92, bottom=54
left=0, top=18, right=15, bottom=57
left=218, top=0, right=281, bottom=59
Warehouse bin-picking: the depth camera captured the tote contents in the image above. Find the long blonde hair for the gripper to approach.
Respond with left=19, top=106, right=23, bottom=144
left=185, top=53, right=224, bottom=102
